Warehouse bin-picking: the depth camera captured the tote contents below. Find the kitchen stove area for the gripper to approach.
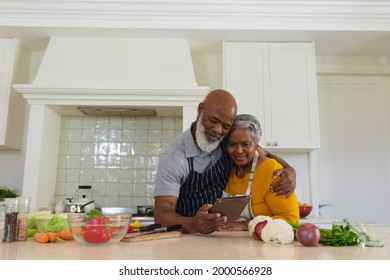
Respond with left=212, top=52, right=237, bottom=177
left=56, top=115, right=182, bottom=209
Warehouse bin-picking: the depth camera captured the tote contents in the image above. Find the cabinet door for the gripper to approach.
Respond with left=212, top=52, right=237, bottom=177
left=223, top=42, right=271, bottom=147
left=268, top=43, right=319, bottom=149
left=224, top=41, right=320, bottom=150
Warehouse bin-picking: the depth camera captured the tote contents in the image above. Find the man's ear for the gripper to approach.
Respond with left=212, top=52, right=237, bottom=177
left=197, top=102, right=204, bottom=115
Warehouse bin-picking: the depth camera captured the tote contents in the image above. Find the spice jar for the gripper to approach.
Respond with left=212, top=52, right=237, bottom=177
left=2, top=198, right=18, bottom=243
left=16, top=197, right=30, bottom=241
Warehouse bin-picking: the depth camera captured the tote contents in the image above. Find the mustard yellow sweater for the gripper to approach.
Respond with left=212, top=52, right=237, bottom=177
left=225, top=158, right=299, bottom=223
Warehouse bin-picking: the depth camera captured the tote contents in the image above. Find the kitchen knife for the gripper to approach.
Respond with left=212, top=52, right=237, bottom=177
left=139, top=223, right=161, bottom=232
left=124, top=224, right=182, bottom=238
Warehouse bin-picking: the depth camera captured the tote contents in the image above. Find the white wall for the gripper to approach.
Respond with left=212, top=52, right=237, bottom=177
left=0, top=50, right=43, bottom=193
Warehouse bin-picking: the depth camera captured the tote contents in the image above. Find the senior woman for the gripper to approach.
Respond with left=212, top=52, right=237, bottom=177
left=222, top=114, right=299, bottom=231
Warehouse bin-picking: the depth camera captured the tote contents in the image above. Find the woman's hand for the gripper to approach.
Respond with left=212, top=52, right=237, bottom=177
left=218, top=221, right=248, bottom=231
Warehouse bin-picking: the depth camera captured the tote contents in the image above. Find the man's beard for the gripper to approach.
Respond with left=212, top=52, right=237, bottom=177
left=195, top=116, right=224, bottom=153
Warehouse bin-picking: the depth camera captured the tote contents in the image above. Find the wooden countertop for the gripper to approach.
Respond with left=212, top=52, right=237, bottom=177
left=1, top=229, right=390, bottom=260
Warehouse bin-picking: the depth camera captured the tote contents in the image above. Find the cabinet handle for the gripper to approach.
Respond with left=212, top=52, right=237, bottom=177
left=266, top=142, right=272, bottom=146
left=274, top=142, right=278, bottom=146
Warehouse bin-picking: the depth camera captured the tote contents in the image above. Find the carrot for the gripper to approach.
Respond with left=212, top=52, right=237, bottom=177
left=34, top=231, right=73, bottom=243
left=34, top=232, right=50, bottom=243
left=48, top=232, right=58, bottom=242
left=57, top=231, right=74, bottom=240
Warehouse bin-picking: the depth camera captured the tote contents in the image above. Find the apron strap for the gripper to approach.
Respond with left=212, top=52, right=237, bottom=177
left=244, top=150, right=259, bottom=219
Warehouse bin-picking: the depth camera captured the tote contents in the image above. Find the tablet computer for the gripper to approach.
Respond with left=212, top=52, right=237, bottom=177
left=210, top=195, right=251, bottom=223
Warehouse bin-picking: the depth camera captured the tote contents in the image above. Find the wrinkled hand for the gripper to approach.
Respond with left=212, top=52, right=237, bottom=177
left=271, top=166, right=296, bottom=198
left=218, top=221, right=248, bottom=232
left=193, top=204, right=228, bottom=234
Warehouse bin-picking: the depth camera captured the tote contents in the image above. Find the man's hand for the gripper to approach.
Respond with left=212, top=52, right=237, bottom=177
left=263, top=150, right=297, bottom=198
left=193, top=204, right=228, bottom=234
left=271, top=166, right=296, bottom=198
left=154, top=197, right=228, bottom=234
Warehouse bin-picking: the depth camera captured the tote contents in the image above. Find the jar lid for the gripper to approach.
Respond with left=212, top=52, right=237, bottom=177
left=17, top=197, right=30, bottom=212
left=5, top=198, right=18, bottom=212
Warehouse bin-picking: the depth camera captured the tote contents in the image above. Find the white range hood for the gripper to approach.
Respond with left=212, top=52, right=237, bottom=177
left=33, top=37, right=201, bottom=88
left=14, top=37, right=209, bottom=210
left=16, top=37, right=209, bottom=113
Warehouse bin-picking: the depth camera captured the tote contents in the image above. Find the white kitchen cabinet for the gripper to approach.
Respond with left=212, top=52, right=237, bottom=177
left=0, top=38, right=29, bottom=150
left=223, top=42, right=320, bottom=150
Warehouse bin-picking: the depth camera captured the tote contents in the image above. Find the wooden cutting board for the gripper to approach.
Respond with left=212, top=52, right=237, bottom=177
left=121, top=231, right=182, bottom=242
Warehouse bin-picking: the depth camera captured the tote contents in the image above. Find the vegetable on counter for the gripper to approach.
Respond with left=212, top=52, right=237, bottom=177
left=43, top=213, right=69, bottom=232
left=289, top=218, right=362, bottom=247
left=260, top=219, right=295, bottom=244
left=128, top=220, right=142, bottom=232
left=34, top=233, right=50, bottom=243
left=33, top=231, right=74, bottom=243
left=26, top=211, right=52, bottom=237
left=249, top=215, right=295, bottom=245
left=296, top=223, right=321, bottom=246
left=248, top=215, right=272, bottom=238
left=82, top=209, right=112, bottom=243
left=56, top=231, right=74, bottom=240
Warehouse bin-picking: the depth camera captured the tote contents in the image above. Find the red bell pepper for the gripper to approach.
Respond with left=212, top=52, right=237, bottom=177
left=83, top=216, right=112, bottom=243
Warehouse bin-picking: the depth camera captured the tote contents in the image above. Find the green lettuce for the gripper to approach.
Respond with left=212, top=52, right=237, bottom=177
left=27, top=211, right=52, bottom=237
left=27, top=211, right=69, bottom=236
left=45, top=213, right=69, bottom=232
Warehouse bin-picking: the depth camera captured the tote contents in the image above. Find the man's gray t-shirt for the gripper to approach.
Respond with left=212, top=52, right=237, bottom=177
left=154, top=128, right=224, bottom=198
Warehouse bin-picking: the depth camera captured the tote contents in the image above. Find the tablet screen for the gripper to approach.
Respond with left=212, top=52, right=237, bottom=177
left=210, top=195, right=251, bottom=223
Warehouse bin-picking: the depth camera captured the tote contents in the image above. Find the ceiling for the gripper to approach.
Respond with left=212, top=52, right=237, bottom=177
left=1, top=1, right=390, bottom=56
left=1, top=26, right=390, bottom=56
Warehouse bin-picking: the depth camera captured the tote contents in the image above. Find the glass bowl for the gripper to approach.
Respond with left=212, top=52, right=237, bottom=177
left=67, top=213, right=131, bottom=245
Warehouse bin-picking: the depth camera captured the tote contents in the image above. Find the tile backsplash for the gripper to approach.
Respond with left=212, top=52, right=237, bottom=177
left=55, top=115, right=183, bottom=209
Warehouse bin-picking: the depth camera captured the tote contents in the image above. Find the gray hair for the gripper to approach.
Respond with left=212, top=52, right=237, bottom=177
left=230, top=114, right=262, bottom=144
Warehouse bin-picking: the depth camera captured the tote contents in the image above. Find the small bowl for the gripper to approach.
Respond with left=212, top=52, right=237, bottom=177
left=67, top=213, right=131, bottom=245
left=299, top=205, right=313, bottom=218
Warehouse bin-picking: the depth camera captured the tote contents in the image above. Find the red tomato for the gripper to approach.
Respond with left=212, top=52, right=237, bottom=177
left=83, top=216, right=112, bottom=243
left=128, top=224, right=134, bottom=232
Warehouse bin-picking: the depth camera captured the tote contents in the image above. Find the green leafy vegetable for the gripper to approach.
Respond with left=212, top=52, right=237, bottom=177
left=319, top=219, right=362, bottom=246
left=26, top=211, right=69, bottom=236
left=45, top=213, right=69, bottom=232
left=27, top=229, right=38, bottom=237
left=0, top=186, right=19, bottom=201
left=83, top=209, right=104, bottom=222
left=27, top=211, right=52, bottom=236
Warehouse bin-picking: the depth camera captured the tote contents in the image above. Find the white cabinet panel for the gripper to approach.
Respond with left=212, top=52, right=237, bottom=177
left=0, top=38, right=28, bottom=150
left=317, top=75, right=390, bottom=224
left=224, top=42, right=269, bottom=142
left=223, top=42, right=320, bottom=151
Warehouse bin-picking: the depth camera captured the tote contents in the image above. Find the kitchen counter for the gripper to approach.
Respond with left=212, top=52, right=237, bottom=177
left=1, top=228, right=390, bottom=260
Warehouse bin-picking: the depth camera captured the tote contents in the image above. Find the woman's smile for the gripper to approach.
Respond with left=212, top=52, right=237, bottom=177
left=233, top=153, right=248, bottom=164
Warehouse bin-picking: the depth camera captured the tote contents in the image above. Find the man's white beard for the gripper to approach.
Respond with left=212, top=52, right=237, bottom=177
left=195, top=116, right=224, bottom=154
